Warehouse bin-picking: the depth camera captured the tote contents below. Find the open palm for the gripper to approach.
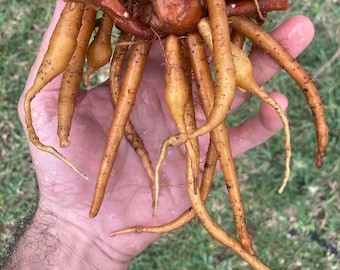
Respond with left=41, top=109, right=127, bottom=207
left=17, top=1, right=314, bottom=267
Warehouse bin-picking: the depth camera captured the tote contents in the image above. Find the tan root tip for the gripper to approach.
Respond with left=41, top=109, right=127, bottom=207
left=84, top=73, right=90, bottom=87
left=244, top=244, right=255, bottom=256
left=152, top=178, right=159, bottom=216
left=110, top=228, right=135, bottom=237
left=240, top=235, right=255, bottom=256
left=59, top=138, right=71, bottom=148
left=278, top=181, right=288, bottom=194
left=316, top=160, right=324, bottom=168
left=46, top=146, right=88, bottom=180
left=89, top=210, right=97, bottom=219
left=152, top=199, right=158, bottom=217
left=278, top=172, right=291, bottom=195
left=278, top=165, right=291, bottom=194
left=278, top=176, right=289, bottom=194
left=316, top=152, right=326, bottom=167
left=79, top=171, right=89, bottom=181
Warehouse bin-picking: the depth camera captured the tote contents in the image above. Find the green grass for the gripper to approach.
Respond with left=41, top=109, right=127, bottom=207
left=1, top=0, right=339, bottom=269
left=0, top=0, right=53, bottom=252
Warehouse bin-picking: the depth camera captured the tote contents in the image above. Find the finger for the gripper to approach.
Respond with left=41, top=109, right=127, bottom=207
left=231, top=15, right=315, bottom=110
left=230, top=92, right=288, bottom=157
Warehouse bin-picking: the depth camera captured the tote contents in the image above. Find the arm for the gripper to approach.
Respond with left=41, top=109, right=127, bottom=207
left=4, top=206, right=129, bottom=269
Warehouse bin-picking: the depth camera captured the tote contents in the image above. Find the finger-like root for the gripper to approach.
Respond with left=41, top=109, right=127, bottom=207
left=109, top=32, right=157, bottom=213
left=154, top=0, right=239, bottom=197
left=89, top=38, right=152, bottom=218
left=24, top=2, right=87, bottom=179
left=187, top=0, right=236, bottom=139
left=229, top=15, right=328, bottom=167
left=84, top=12, right=114, bottom=86
left=174, top=42, right=268, bottom=263
left=199, top=17, right=291, bottom=193
left=155, top=35, right=193, bottom=213
left=186, top=145, right=270, bottom=270
left=230, top=43, right=291, bottom=193
left=183, top=102, right=268, bottom=269
left=186, top=31, right=254, bottom=255
left=181, top=39, right=200, bottom=192
left=58, top=5, right=97, bottom=147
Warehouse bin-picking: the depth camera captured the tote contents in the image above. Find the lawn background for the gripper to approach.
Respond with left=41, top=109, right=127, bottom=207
left=0, top=0, right=339, bottom=269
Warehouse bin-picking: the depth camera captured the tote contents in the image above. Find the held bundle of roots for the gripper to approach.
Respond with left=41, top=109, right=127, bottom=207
left=24, top=0, right=328, bottom=269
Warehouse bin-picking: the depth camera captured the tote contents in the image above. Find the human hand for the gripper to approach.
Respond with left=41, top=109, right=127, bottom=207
left=17, top=1, right=314, bottom=268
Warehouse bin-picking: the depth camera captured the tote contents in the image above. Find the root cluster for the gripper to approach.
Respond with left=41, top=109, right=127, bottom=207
left=24, top=0, right=328, bottom=269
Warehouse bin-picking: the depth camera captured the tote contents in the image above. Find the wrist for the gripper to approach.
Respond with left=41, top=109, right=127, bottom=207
left=3, top=204, right=129, bottom=270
